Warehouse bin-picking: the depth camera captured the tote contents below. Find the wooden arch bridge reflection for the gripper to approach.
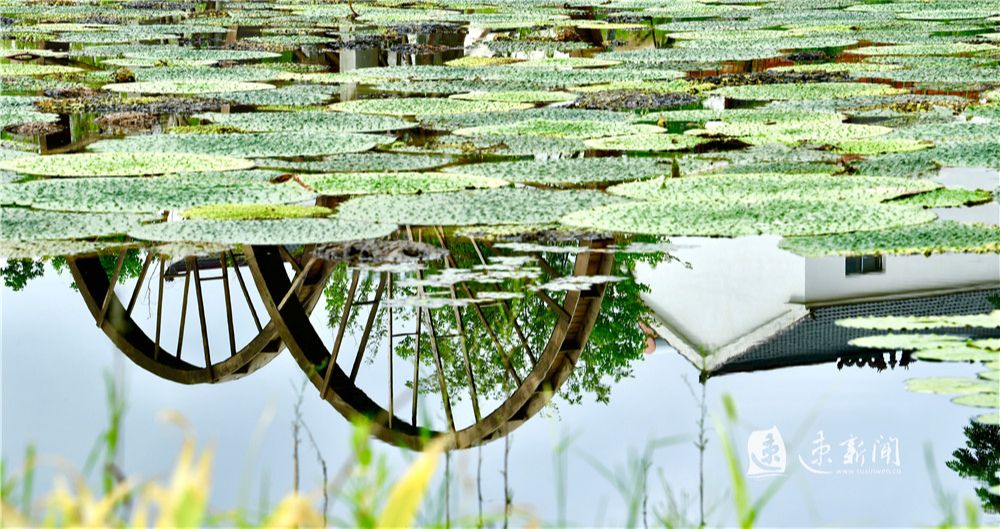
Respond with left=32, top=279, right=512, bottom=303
left=66, top=228, right=617, bottom=450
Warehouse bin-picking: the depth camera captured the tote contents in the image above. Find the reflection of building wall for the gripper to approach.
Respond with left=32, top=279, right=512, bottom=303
left=637, top=236, right=1000, bottom=373
left=339, top=47, right=380, bottom=102
left=800, top=253, right=1000, bottom=306
left=638, top=235, right=806, bottom=356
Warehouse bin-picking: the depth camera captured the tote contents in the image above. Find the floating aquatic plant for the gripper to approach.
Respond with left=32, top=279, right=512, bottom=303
left=255, top=153, right=455, bottom=173
left=89, top=132, right=386, bottom=158
left=330, top=97, right=533, bottom=116
left=103, top=80, right=276, bottom=95
left=0, top=173, right=315, bottom=213
left=335, top=187, right=626, bottom=226
left=0, top=152, right=254, bottom=177
left=1, top=207, right=156, bottom=241
left=710, top=82, right=906, bottom=101
left=130, top=218, right=398, bottom=245
left=180, top=204, right=333, bottom=221
left=836, top=311, right=1000, bottom=331
left=606, top=173, right=939, bottom=204
left=890, top=188, right=994, bottom=208
left=193, top=111, right=415, bottom=133
left=561, top=199, right=935, bottom=237
left=779, top=221, right=1000, bottom=257
left=584, top=133, right=706, bottom=152
left=453, top=119, right=663, bottom=139
left=850, top=334, right=968, bottom=350
left=442, top=157, right=668, bottom=186
left=0, top=63, right=82, bottom=76
left=301, top=171, right=507, bottom=195
left=449, top=91, right=577, bottom=104
left=904, top=377, right=997, bottom=395
left=952, top=394, right=1000, bottom=409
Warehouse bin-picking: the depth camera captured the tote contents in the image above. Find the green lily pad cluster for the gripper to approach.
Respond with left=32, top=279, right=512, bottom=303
left=3, top=0, right=999, bottom=258
left=844, top=307, right=998, bottom=423
left=89, top=132, right=387, bottom=158
left=780, top=221, right=1000, bottom=257
left=300, top=171, right=508, bottom=195
left=192, top=111, right=415, bottom=133
left=103, top=80, right=276, bottom=95
left=130, top=218, right=398, bottom=245
left=0, top=173, right=317, bottom=213
left=0, top=152, right=254, bottom=177
left=181, top=204, right=333, bottom=221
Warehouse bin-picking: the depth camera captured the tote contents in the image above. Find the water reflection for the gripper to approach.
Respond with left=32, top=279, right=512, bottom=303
left=4, top=231, right=1000, bottom=525
left=639, top=236, right=1000, bottom=378
left=949, top=420, right=1000, bottom=515
left=638, top=237, right=999, bottom=519
left=51, top=228, right=666, bottom=450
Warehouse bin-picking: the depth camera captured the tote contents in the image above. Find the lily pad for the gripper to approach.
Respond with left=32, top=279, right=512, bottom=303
left=449, top=91, right=578, bottom=104
left=831, top=138, right=932, bottom=155
left=444, top=56, right=525, bottom=68
left=584, top=133, right=707, bottom=152
left=780, top=221, right=1000, bottom=257
left=335, top=188, right=625, bottom=226
left=181, top=204, right=332, bottom=220
left=103, top=80, right=276, bottom=95
left=454, top=119, right=663, bottom=139
left=890, top=188, right=994, bottom=208
left=561, top=199, right=935, bottom=237
left=89, top=132, right=385, bottom=158
left=220, top=85, right=337, bottom=107
left=300, top=172, right=507, bottom=195
left=979, top=371, right=1000, bottom=382
left=905, top=377, right=996, bottom=395
left=850, top=334, right=967, bottom=350
left=701, top=121, right=892, bottom=146
left=0, top=174, right=316, bottom=213
left=710, top=82, right=906, bottom=101
left=0, top=152, right=253, bottom=177
left=1, top=207, right=155, bottom=241
left=0, top=239, right=134, bottom=260
left=130, top=218, right=398, bottom=245
left=1, top=106, right=59, bottom=128
left=442, top=157, right=668, bottom=186
left=513, top=57, right=621, bottom=69
left=973, top=412, right=1000, bottom=426
left=915, top=347, right=999, bottom=362
left=80, top=45, right=280, bottom=63
left=418, top=107, right=635, bottom=132
left=850, top=43, right=998, bottom=57
left=193, top=111, right=415, bottom=133
left=330, top=98, right=533, bottom=116
left=836, top=311, right=1000, bottom=331
left=952, top=393, right=1000, bottom=409
left=254, top=153, right=454, bottom=173
left=0, top=63, right=82, bottom=76
left=133, top=66, right=283, bottom=83
left=607, top=174, right=938, bottom=204
left=972, top=339, right=1000, bottom=351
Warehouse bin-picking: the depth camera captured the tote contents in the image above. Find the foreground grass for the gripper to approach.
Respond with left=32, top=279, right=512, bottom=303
left=0, top=411, right=443, bottom=529
left=0, top=372, right=988, bottom=528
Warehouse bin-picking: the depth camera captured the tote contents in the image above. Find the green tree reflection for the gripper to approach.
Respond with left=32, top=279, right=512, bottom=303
left=323, top=236, right=668, bottom=405
left=946, top=421, right=1000, bottom=514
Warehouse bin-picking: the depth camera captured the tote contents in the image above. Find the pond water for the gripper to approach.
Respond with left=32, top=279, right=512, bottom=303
left=3, top=243, right=999, bottom=527
left=2, top=0, right=1000, bottom=526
